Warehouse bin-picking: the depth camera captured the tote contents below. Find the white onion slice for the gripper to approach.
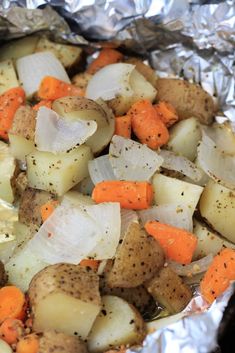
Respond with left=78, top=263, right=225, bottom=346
left=198, top=129, right=235, bottom=190
left=28, top=201, right=120, bottom=263
left=138, top=204, right=193, bottom=232
left=168, top=254, right=213, bottom=277
left=88, top=155, right=116, bottom=185
left=35, top=107, right=97, bottom=153
left=79, top=176, right=95, bottom=196
left=121, top=209, right=138, bottom=237
left=109, top=135, right=163, bottom=181
left=16, top=51, right=70, bottom=97
left=160, top=150, right=203, bottom=182
left=85, top=202, right=121, bottom=259
left=86, top=63, right=135, bottom=101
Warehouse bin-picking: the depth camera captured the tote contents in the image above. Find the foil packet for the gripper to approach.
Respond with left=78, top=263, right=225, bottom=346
left=0, top=1, right=234, bottom=352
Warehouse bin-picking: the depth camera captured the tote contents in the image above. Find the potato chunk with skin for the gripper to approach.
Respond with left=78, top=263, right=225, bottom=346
left=100, top=261, right=155, bottom=315
left=125, top=57, right=158, bottom=87
left=0, top=36, right=39, bottom=62
left=107, top=222, right=164, bottom=288
left=0, top=141, right=16, bottom=203
left=19, top=187, right=55, bottom=231
left=156, top=78, right=215, bottom=124
left=153, top=173, right=203, bottom=216
left=38, top=331, right=88, bottom=353
left=88, top=295, right=146, bottom=352
left=26, top=145, right=92, bottom=196
left=9, top=105, right=36, bottom=161
left=0, top=60, right=19, bottom=95
left=199, top=179, right=235, bottom=244
left=145, top=266, right=192, bottom=314
left=29, top=264, right=101, bottom=339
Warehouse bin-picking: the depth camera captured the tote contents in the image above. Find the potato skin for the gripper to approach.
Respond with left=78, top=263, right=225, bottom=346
left=19, top=187, right=55, bottom=230
left=125, top=57, right=157, bottom=87
left=9, top=105, right=36, bottom=140
left=38, top=331, right=88, bottom=353
left=145, top=266, right=192, bottom=314
left=29, top=263, right=101, bottom=309
left=100, top=261, right=155, bottom=315
left=72, top=72, right=93, bottom=91
left=156, top=78, right=215, bottom=124
left=107, top=222, right=165, bottom=288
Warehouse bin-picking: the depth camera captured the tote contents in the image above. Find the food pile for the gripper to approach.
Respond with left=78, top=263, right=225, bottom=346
left=0, top=35, right=234, bottom=353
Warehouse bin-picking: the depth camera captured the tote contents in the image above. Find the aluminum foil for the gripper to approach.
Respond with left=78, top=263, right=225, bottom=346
left=0, top=1, right=234, bottom=352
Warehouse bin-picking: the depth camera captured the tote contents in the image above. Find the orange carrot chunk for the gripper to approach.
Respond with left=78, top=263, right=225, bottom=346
left=80, top=259, right=100, bottom=271
left=0, top=286, right=26, bottom=323
left=115, top=115, right=131, bottom=138
left=128, top=100, right=169, bottom=149
left=33, top=99, right=53, bottom=111
left=200, top=248, right=235, bottom=304
left=0, top=318, right=24, bottom=345
left=16, top=334, right=39, bottom=353
left=0, top=87, right=25, bottom=140
left=154, top=101, right=179, bottom=127
left=92, top=180, right=153, bottom=210
left=38, top=76, right=84, bottom=100
left=87, top=49, right=123, bottom=74
left=145, top=221, right=198, bottom=264
left=40, top=200, right=59, bottom=223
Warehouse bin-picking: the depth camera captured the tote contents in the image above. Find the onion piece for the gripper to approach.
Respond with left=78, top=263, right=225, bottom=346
left=203, top=123, right=235, bottom=154
left=121, top=209, right=138, bottom=237
left=197, top=128, right=235, bottom=190
left=28, top=201, right=121, bottom=264
left=79, top=176, right=94, bottom=196
left=35, top=107, right=97, bottom=153
left=16, top=51, right=70, bottom=97
left=160, top=150, right=203, bottom=182
left=109, top=135, right=163, bottom=181
left=138, top=204, right=193, bottom=232
left=88, top=155, right=116, bottom=185
left=86, top=63, right=135, bottom=101
left=168, top=254, right=213, bottom=276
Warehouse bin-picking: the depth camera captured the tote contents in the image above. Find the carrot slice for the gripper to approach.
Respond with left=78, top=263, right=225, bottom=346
left=40, top=200, right=59, bottom=223
left=38, top=76, right=84, bottom=100
left=92, top=180, right=153, bottom=209
left=0, top=87, right=25, bottom=140
left=128, top=100, right=169, bottom=149
left=87, top=49, right=123, bottom=74
left=154, top=101, right=179, bottom=127
left=115, top=115, right=131, bottom=138
left=200, top=248, right=235, bottom=303
left=145, top=221, right=198, bottom=264
left=0, top=318, right=24, bottom=345
left=80, top=259, right=100, bottom=271
left=0, top=286, right=26, bottom=323
left=33, top=99, right=53, bottom=111
left=16, top=334, right=39, bottom=353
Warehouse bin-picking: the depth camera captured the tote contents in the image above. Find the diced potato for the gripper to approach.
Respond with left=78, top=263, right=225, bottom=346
left=29, top=264, right=101, bottom=339
left=26, top=145, right=92, bottom=196
left=62, top=191, right=94, bottom=206
left=145, top=267, right=192, bottom=314
left=88, top=295, right=146, bottom=352
left=152, top=173, right=203, bottom=215
left=107, top=222, right=164, bottom=288
left=0, top=60, right=19, bottom=95
left=0, top=141, right=16, bottom=203
left=199, top=179, right=235, bottom=243
left=9, top=135, right=35, bottom=162
left=6, top=245, right=48, bottom=292
left=72, top=72, right=92, bottom=91
left=0, top=200, right=18, bottom=263
left=9, top=105, right=36, bottom=161
left=166, top=117, right=201, bottom=161
left=13, top=221, right=32, bottom=251
left=193, top=220, right=235, bottom=260
left=0, top=36, right=39, bottom=62
left=19, top=188, right=55, bottom=230
left=35, top=37, right=83, bottom=70
left=100, top=261, right=154, bottom=315
left=38, top=331, right=88, bottom=353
